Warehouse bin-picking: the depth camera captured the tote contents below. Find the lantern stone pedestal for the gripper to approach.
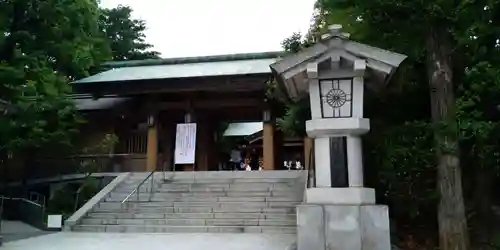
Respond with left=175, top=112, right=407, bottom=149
left=299, top=117, right=390, bottom=250
left=297, top=204, right=390, bottom=250
left=270, top=24, right=407, bottom=250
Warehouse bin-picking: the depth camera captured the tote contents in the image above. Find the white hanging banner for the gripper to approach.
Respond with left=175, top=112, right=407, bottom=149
left=174, top=123, right=197, bottom=164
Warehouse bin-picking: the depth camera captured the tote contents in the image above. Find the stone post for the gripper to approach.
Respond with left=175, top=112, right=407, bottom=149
left=297, top=26, right=391, bottom=250
left=270, top=23, right=406, bottom=250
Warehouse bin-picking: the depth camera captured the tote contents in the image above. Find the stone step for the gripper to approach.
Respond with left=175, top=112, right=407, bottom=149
left=122, top=178, right=296, bottom=185
left=122, top=178, right=300, bottom=185
left=97, top=201, right=300, bottom=210
left=93, top=206, right=296, bottom=214
left=127, top=171, right=305, bottom=180
left=110, top=191, right=299, bottom=198
left=115, top=185, right=297, bottom=193
left=70, top=172, right=307, bottom=234
left=105, top=194, right=300, bottom=202
left=119, top=182, right=294, bottom=188
left=88, top=212, right=296, bottom=220
left=72, top=224, right=297, bottom=234
left=81, top=218, right=296, bottom=227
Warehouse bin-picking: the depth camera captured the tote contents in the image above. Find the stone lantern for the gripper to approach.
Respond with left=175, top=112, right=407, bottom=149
left=271, top=24, right=406, bottom=250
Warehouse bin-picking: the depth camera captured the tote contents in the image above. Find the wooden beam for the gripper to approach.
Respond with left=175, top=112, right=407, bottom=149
left=75, top=75, right=269, bottom=96
left=157, top=98, right=264, bottom=110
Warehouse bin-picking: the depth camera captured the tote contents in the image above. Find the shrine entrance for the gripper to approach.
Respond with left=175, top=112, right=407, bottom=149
left=72, top=52, right=293, bottom=173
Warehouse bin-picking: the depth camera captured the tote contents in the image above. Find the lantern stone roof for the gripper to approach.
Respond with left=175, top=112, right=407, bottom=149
left=74, top=51, right=284, bottom=84
left=270, top=24, right=407, bottom=101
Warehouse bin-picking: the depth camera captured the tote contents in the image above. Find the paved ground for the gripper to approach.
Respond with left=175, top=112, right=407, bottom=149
left=1, top=232, right=295, bottom=250
left=1, top=220, right=54, bottom=243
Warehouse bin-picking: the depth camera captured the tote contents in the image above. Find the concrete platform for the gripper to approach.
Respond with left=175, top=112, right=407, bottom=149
left=1, top=232, right=295, bottom=250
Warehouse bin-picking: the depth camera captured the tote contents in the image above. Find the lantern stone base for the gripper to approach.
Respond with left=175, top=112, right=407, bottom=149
left=305, top=187, right=376, bottom=205
left=306, top=118, right=370, bottom=137
left=297, top=203, right=391, bottom=250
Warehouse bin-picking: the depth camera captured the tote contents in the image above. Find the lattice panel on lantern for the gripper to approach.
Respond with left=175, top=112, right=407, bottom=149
left=319, top=78, right=353, bottom=118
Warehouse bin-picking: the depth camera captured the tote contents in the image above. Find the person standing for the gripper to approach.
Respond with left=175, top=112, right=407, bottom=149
left=249, top=148, right=259, bottom=171
left=229, top=147, right=242, bottom=171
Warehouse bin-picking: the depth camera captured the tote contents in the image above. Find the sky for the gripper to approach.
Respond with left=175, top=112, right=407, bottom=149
left=100, top=0, right=317, bottom=58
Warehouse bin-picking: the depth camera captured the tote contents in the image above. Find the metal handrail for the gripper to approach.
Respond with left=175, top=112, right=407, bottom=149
left=29, top=191, right=46, bottom=208
left=0, top=195, right=45, bottom=231
left=0, top=196, right=43, bottom=208
left=122, top=170, right=156, bottom=203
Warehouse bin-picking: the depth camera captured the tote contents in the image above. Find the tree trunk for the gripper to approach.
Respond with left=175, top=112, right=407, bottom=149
left=426, top=27, right=469, bottom=250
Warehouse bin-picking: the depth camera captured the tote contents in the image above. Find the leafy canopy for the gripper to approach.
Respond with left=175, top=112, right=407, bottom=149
left=0, top=0, right=108, bottom=159
left=99, top=5, right=161, bottom=61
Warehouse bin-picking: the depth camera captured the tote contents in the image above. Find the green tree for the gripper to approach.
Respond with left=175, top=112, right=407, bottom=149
left=274, top=33, right=312, bottom=137
left=307, top=0, right=500, bottom=249
left=99, top=5, right=160, bottom=61
left=0, top=0, right=109, bottom=177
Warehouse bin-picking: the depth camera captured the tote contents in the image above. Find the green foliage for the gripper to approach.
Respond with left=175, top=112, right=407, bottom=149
left=275, top=33, right=313, bottom=137
left=82, top=133, right=119, bottom=155
left=276, top=97, right=311, bottom=137
left=277, top=0, right=500, bottom=247
left=281, top=33, right=305, bottom=54
left=46, top=134, right=116, bottom=217
left=79, top=133, right=119, bottom=173
left=99, top=5, right=160, bottom=61
left=74, top=177, right=100, bottom=210
left=0, top=0, right=157, bottom=219
left=46, top=177, right=100, bottom=219
left=365, top=121, right=437, bottom=233
left=46, top=184, right=77, bottom=219
left=0, top=0, right=158, bottom=173
left=0, top=0, right=108, bottom=164
left=280, top=32, right=315, bottom=54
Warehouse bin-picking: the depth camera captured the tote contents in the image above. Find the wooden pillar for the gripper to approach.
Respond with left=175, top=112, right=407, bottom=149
left=263, top=109, right=275, bottom=170
left=146, top=114, right=158, bottom=172
left=263, top=123, right=276, bottom=170
left=304, top=136, right=313, bottom=170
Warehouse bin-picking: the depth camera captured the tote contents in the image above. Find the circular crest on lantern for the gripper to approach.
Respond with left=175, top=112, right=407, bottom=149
left=325, top=88, right=347, bottom=108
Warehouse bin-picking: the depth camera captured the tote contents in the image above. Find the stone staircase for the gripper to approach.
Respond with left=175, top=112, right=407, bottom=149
left=69, top=171, right=307, bottom=233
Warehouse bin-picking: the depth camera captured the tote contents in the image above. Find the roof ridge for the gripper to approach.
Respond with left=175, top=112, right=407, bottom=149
left=102, top=51, right=284, bottom=68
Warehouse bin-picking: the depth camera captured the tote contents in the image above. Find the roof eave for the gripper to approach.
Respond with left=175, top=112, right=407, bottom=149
left=270, top=35, right=407, bottom=101
left=103, top=51, right=286, bottom=68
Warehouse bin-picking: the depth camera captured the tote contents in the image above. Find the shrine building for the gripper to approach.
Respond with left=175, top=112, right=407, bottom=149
left=70, top=52, right=307, bottom=173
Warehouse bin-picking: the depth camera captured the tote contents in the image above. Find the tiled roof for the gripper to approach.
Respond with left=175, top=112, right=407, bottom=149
left=102, top=51, right=284, bottom=68
left=74, top=52, right=283, bottom=84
